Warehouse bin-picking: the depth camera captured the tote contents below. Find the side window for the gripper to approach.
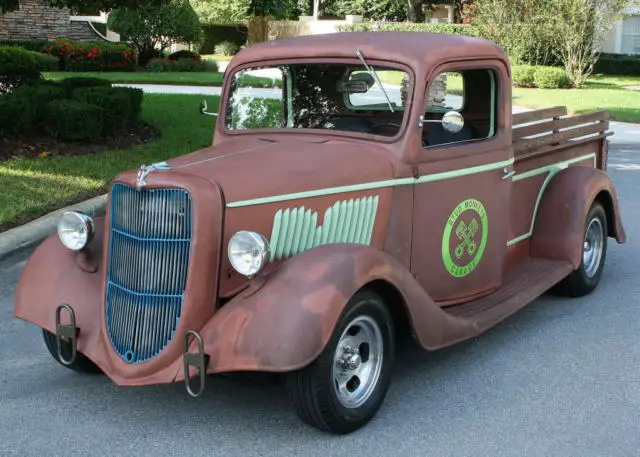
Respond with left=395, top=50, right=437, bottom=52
left=422, top=69, right=497, bottom=148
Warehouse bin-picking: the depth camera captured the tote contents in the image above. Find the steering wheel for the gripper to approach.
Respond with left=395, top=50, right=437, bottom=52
left=369, top=122, right=401, bottom=133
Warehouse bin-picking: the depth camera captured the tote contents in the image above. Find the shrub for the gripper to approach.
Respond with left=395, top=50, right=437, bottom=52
left=168, top=49, right=200, bottom=60
left=0, top=94, right=37, bottom=136
left=199, top=24, right=247, bottom=55
left=512, top=65, right=537, bottom=88
left=0, top=46, right=42, bottom=93
left=43, top=39, right=137, bottom=72
left=73, top=86, right=143, bottom=134
left=594, top=53, right=640, bottom=76
left=533, top=66, right=572, bottom=89
left=31, top=51, right=60, bottom=71
left=107, top=0, right=203, bottom=67
left=146, top=57, right=207, bottom=72
left=0, top=39, right=48, bottom=52
left=58, top=76, right=112, bottom=96
left=45, top=99, right=104, bottom=142
left=214, top=41, right=240, bottom=56
left=337, top=22, right=481, bottom=37
left=10, top=83, right=66, bottom=123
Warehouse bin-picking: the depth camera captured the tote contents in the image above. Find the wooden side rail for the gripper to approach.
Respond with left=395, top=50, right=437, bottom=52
left=512, top=106, right=610, bottom=156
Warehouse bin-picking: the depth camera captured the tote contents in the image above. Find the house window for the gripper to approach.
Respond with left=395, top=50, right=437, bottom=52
left=621, top=16, right=640, bottom=55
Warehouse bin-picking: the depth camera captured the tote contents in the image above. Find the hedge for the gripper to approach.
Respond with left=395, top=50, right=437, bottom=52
left=594, top=53, right=640, bottom=76
left=0, top=77, right=143, bottom=141
left=337, top=22, right=481, bottom=37
left=0, top=39, right=48, bottom=52
left=199, top=24, right=247, bottom=54
left=512, top=65, right=571, bottom=89
left=0, top=45, right=43, bottom=93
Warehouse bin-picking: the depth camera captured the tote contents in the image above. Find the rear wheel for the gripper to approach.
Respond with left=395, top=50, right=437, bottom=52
left=286, top=290, right=395, bottom=434
left=555, top=201, right=608, bottom=297
left=42, top=329, right=102, bottom=374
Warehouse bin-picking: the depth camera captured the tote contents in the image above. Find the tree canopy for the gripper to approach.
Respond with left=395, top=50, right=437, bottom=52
left=1, top=0, right=170, bottom=13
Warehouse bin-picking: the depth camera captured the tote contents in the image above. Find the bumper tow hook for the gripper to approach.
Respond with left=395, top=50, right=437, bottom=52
left=183, top=330, right=209, bottom=397
left=55, top=304, right=79, bottom=366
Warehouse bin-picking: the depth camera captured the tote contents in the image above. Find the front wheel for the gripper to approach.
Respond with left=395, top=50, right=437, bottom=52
left=42, top=329, right=102, bottom=374
left=555, top=201, right=608, bottom=297
left=286, top=289, right=395, bottom=434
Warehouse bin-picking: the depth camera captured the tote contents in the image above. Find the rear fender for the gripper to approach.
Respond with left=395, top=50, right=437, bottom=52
left=185, top=243, right=478, bottom=377
left=531, top=166, right=626, bottom=268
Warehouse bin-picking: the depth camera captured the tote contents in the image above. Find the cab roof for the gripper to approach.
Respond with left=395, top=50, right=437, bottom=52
left=229, top=31, right=510, bottom=71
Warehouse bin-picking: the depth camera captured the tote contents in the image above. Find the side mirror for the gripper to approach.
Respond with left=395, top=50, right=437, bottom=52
left=200, top=100, right=218, bottom=117
left=441, top=110, right=464, bottom=133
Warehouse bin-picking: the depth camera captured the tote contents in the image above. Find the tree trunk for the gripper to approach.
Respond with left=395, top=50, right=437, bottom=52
left=313, top=0, right=323, bottom=19
left=407, top=0, right=425, bottom=22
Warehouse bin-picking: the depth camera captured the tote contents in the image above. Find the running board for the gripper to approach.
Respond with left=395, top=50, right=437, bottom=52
left=442, top=258, right=574, bottom=332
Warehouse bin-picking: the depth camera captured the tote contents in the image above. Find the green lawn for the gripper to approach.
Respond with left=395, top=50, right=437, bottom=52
left=44, top=71, right=225, bottom=86
left=512, top=75, right=640, bottom=123
left=0, top=94, right=218, bottom=231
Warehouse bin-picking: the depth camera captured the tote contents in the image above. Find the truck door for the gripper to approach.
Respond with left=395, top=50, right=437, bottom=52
left=410, top=62, right=513, bottom=304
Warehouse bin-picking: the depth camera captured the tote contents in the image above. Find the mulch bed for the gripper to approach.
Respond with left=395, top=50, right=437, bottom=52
left=0, top=123, right=159, bottom=162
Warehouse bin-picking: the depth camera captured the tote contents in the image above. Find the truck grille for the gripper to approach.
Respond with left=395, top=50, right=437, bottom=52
left=105, top=183, right=192, bottom=364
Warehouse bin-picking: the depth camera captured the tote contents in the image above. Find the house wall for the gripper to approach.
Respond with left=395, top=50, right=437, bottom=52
left=0, top=0, right=99, bottom=41
left=602, top=1, right=640, bottom=55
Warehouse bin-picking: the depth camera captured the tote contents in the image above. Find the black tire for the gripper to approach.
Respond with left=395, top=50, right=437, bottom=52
left=42, top=329, right=102, bottom=374
left=286, top=289, right=395, bottom=434
left=554, top=201, right=608, bottom=297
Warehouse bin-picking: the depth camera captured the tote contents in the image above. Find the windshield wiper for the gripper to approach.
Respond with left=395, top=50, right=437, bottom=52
left=355, top=48, right=395, bottom=113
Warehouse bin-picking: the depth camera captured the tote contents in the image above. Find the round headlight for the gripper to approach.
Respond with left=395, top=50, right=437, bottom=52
left=57, top=211, right=95, bottom=251
left=228, top=231, right=270, bottom=278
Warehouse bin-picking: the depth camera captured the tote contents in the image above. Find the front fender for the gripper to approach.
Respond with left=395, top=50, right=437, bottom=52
left=531, top=166, right=626, bottom=268
left=14, top=217, right=106, bottom=361
left=188, top=243, right=478, bottom=377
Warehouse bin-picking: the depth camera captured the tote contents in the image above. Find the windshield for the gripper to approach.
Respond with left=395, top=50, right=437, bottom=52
left=224, top=62, right=410, bottom=137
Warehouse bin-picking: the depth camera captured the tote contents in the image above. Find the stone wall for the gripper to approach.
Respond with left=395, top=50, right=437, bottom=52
left=0, top=0, right=102, bottom=41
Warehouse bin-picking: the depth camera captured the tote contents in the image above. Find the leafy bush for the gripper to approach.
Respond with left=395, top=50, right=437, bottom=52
left=168, top=49, right=200, bottom=60
left=0, top=94, right=37, bottom=136
left=0, top=46, right=43, bottom=93
left=337, top=22, right=481, bottom=37
left=43, top=39, right=137, bottom=72
left=512, top=65, right=537, bottom=88
left=146, top=57, right=207, bottom=72
left=10, top=83, right=66, bottom=123
left=45, top=99, right=104, bottom=142
left=107, top=0, right=203, bottom=67
left=73, top=86, right=141, bottom=135
left=0, top=39, right=48, bottom=52
left=533, top=66, right=572, bottom=89
left=58, top=76, right=112, bottom=96
left=594, top=53, right=640, bottom=76
left=214, top=41, right=240, bottom=56
left=199, top=24, right=247, bottom=54
left=32, top=52, right=61, bottom=71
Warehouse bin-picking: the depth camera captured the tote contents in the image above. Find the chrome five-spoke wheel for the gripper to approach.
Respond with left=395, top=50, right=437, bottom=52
left=332, top=315, right=384, bottom=409
left=583, top=217, right=604, bottom=279
left=287, top=290, right=395, bottom=435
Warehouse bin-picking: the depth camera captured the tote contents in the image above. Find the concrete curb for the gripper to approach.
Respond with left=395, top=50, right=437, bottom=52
left=0, top=194, right=108, bottom=262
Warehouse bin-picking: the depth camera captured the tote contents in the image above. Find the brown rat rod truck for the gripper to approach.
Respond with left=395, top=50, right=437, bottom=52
left=14, top=32, right=626, bottom=434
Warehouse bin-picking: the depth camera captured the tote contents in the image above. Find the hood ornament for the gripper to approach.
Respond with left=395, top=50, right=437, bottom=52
left=136, top=162, right=171, bottom=190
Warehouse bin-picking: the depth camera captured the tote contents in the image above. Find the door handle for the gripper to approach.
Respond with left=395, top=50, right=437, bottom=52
left=502, top=167, right=516, bottom=180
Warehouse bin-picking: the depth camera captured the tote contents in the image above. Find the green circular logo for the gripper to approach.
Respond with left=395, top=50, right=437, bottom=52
left=442, top=199, right=488, bottom=278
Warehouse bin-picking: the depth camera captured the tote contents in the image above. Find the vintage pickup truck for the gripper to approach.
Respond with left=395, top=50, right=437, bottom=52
left=14, top=32, right=626, bottom=434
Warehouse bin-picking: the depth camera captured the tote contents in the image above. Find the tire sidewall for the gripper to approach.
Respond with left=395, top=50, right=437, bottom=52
left=323, top=291, right=395, bottom=427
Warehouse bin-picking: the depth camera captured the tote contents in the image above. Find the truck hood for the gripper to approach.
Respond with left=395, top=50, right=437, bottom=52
left=157, top=136, right=399, bottom=205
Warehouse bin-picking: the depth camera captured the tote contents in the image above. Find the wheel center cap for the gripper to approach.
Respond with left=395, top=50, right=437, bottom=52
left=345, top=353, right=361, bottom=370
